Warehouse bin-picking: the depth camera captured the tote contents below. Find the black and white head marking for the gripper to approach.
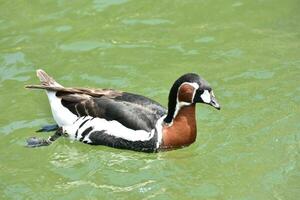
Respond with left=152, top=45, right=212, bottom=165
left=163, top=73, right=220, bottom=124
left=164, top=73, right=202, bottom=124
left=193, top=87, right=220, bottom=109
left=172, top=82, right=200, bottom=123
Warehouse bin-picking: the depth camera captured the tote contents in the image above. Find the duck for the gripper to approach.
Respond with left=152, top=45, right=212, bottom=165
left=26, top=69, right=220, bottom=152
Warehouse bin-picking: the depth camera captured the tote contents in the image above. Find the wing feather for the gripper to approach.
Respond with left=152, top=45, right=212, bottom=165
left=25, top=85, right=122, bottom=98
left=26, top=85, right=166, bottom=131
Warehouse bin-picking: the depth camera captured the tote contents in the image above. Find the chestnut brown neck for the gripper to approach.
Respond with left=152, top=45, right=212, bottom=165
left=161, top=104, right=197, bottom=149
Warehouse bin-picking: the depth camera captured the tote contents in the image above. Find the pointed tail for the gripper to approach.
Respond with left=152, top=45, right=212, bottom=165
left=36, top=69, right=62, bottom=87
left=26, top=69, right=77, bottom=126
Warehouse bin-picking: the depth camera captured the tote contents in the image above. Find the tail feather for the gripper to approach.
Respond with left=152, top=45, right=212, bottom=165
left=36, top=69, right=62, bottom=87
left=25, top=85, right=62, bottom=91
left=27, top=69, right=77, bottom=127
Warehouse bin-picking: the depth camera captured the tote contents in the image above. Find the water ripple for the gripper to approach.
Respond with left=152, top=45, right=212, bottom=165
left=93, top=0, right=128, bottom=12
left=223, top=70, right=275, bottom=81
left=195, top=36, right=215, bottom=43
left=58, top=179, right=155, bottom=193
left=80, top=74, right=129, bottom=87
left=122, top=19, right=173, bottom=26
left=0, top=52, right=33, bottom=84
left=55, top=25, right=72, bottom=32
left=59, top=41, right=113, bottom=52
left=50, top=149, right=90, bottom=168
left=0, top=119, right=48, bottom=135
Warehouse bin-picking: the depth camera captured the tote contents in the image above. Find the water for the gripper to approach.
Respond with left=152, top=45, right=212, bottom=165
left=0, top=0, right=299, bottom=199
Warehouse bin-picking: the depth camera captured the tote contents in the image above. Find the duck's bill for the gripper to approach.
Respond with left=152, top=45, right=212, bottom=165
left=209, top=95, right=221, bottom=110
left=193, top=89, right=221, bottom=110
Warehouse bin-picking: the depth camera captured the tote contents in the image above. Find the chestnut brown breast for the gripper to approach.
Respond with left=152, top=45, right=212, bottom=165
left=161, top=104, right=197, bottom=149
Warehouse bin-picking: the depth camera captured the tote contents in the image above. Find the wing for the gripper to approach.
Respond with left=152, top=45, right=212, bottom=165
left=27, top=85, right=167, bottom=132
left=59, top=91, right=166, bottom=132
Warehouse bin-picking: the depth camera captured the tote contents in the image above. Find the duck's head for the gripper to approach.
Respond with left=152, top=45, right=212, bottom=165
left=164, top=73, right=220, bottom=123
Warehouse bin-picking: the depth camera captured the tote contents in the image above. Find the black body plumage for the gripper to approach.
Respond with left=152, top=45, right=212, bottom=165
left=88, top=130, right=158, bottom=153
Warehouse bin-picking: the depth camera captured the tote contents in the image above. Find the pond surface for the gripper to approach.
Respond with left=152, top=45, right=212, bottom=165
left=0, top=0, right=299, bottom=199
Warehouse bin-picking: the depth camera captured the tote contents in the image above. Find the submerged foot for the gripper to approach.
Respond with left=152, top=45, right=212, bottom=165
left=26, top=137, right=51, bottom=148
left=27, top=127, right=64, bottom=148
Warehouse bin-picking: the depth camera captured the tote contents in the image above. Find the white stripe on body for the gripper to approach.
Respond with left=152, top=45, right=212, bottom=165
left=155, top=115, right=165, bottom=148
left=46, top=91, right=77, bottom=126
left=64, top=116, right=162, bottom=144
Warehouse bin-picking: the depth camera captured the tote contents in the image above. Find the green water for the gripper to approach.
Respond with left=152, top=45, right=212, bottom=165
left=0, top=0, right=299, bottom=199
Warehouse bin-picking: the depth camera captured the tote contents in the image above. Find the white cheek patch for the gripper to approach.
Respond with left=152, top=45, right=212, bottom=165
left=201, top=90, right=211, bottom=103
